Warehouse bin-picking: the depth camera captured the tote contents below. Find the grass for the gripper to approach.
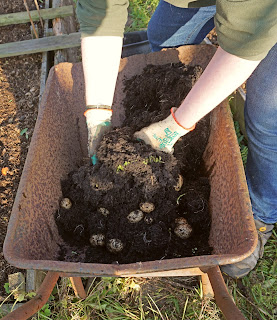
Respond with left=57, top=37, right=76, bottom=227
left=225, top=228, right=277, bottom=319
left=2, top=1, right=276, bottom=319
left=126, top=0, right=159, bottom=32
left=24, top=277, right=222, bottom=320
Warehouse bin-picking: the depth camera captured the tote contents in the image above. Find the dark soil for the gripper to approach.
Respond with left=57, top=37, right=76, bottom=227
left=56, top=62, right=213, bottom=264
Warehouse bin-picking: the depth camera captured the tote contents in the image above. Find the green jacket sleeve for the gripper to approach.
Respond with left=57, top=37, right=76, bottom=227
left=76, top=0, right=129, bottom=38
left=215, top=0, right=277, bottom=61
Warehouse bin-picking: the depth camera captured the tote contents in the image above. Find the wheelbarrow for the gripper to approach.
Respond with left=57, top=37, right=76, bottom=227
left=3, top=44, right=257, bottom=319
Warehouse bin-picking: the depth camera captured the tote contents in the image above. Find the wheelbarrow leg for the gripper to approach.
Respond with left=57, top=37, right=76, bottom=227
left=201, top=273, right=214, bottom=299
left=69, top=277, right=86, bottom=299
left=207, top=266, right=246, bottom=320
left=1, top=271, right=59, bottom=320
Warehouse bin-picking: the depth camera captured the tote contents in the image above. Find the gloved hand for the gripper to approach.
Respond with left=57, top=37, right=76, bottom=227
left=134, top=108, right=195, bottom=153
left=85, top=107, right=112, bottom=164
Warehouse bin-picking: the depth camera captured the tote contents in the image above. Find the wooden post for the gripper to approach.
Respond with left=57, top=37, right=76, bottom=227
left=1, top=272, right=60, bottom=320
left=39, top=0, right=51, bottom=103
left=52, top=0, right=79, bottom=64
left=232, top=88, right=247, bottom=139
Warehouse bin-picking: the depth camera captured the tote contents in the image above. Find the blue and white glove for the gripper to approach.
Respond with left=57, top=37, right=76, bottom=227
left=134, top=107, right=195, bottom=154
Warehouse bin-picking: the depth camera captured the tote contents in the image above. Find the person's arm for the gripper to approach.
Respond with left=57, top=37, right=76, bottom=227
left=82, top=36, right=123, bottom=106
left=135, top=0, right=277, bottom=153
left=135, top=47, right=260, bottom=153
left=77, top=0, right=129, bottom=106
left=76, top=0, right=129, bottom=162
left=82, top=35, right=123, bottom=163
left=174, top=47, right=260, bottom=128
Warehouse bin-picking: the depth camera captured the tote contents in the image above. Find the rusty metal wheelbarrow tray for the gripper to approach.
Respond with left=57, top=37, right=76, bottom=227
left=3, top=45, right=257, bottom=277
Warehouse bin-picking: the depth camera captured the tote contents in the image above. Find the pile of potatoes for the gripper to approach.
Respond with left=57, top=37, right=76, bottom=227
left=61, top=198, right=193, bottom=254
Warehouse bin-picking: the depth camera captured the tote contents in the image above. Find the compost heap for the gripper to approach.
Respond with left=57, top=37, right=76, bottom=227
left=56, top=62, right=213, bottom=264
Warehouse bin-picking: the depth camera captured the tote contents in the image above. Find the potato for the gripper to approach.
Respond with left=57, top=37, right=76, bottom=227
left=127, top=210, right=144, bottom=223
left=60, top=198, right=72, bottom=209
left=140, top=202, right=155, bottom=213
left=174, top=175, right=183, bottom=191
left=98, top=207, right=110, bottom=216
left=144, top=216, right=153, bottom=224
left=107, top=239, right=124, bottom=253
left=174, top=217, right=193, bottom=239
left=89, top=234, right=105, bottom=247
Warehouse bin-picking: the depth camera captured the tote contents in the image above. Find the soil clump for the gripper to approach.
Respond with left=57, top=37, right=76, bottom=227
left=56, top=62, right=213, bottom=264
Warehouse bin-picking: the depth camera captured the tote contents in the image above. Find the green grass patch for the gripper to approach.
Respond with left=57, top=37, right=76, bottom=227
left=225, top=228, right=277, bottom=319
left=126, top=0, right=159, bottom=32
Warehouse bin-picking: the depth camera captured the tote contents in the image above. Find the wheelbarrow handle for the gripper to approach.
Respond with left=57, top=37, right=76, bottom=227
left=207, top=266, right=246, bottom=320
left=1, top=271, right=60, bottom=320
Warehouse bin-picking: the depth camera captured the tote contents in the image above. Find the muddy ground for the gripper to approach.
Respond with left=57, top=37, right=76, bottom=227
left=56, top=63, right=213, bottom=264
left=0, top=0, right=43, bottom=297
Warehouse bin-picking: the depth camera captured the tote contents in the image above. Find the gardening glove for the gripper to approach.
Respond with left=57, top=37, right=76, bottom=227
left=85, top=106, right=112, bottom=165
left=134, top=107, right=195, bottom=153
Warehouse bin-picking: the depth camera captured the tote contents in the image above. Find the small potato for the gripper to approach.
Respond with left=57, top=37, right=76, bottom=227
left=127, top=210, right=144, bottom=223
left=89, top=234, right=105, bottom=247
left=174, top=175, right=183, bottom=191
left=174, top=218, right=193, bottom=239
left=98, top=207, right=110, bottom=216
left=144, top=216, right=153, bottom=224
left=107, top=239, right=124, bottom=253
left=140, top=202, right=155, bottom=213
left=60, top=198, right=72, bottom=209
left=175, top=217, right=188, bottom=225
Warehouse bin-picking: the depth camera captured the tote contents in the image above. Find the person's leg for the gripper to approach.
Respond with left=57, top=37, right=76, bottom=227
left=147, top=0, right=216, bottom=52
left=221, top=43, right=277, bottom=278
left=245, top=42, right=277, bottom=225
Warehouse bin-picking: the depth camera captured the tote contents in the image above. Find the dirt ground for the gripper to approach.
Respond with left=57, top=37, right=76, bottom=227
left=56, top=63, right=212, bottom=264
left=0, top=1, right=43, bottom=297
